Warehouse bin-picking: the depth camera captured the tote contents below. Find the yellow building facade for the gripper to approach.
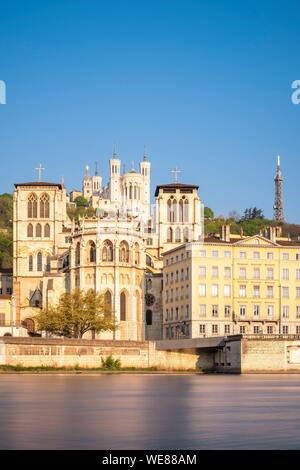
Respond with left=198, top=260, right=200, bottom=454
left=163, top=226, right=300, bottom=339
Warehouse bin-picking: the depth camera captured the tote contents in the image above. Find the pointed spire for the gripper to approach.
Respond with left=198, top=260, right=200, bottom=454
left=143, top=145, right=148, bottom=161
left=85, top=164, right=90, bottom=176
left=95, top=161, right=99, bottom=176
left=277, top=155, right=280, bottom=168
left=61, top=176, right=65, bottom=188
left=113, top=144, right=117, bottom=159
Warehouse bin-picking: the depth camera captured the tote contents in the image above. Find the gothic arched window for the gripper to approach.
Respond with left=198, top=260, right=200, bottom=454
left=37, top=252, right=43, bottom=272
left=167, top=227, right=173, bottom=243
left=173, top=200, right=177, bottom=223
left=179, top=199, right=184, bottom=222
left=184, top=199, right=189, bottom=222
left=27, top=223, right=33, bottom=238
left=88, top=241, right=96, bottom=263
left=167, top=199, right=172, bottom=222
left=102, top=240, right=113, bottom=262
left=120, top=291, right=127, bottom=321
left=75, top=242, right=81, bottom=266
left=40, top=193, right=50, bottom=218
left=175, top=227, right=181, bottom=243
left=119, top=241, right=129, bottom=263
left=46, top=255, right=51, bottom=272
left=36, top=223, right=42, bottom=237
left=29, top=255, right=33, bottom=272
left=28, top=193, right=38, bottom=218
left=44, top=223, right=50, bottom=238
left=104, top=290, right=112, bottom=317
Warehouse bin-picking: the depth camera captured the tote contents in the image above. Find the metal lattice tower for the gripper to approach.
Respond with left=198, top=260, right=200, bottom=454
left=273, top=155, right=284, bottom=222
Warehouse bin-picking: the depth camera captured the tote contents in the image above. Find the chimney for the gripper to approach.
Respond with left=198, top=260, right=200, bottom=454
left=266, top=226, right=276, bottom=243
left=219, top=224, right=231, bottom=242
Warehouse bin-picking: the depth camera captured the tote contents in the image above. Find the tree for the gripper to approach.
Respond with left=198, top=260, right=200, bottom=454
left=228, top=210, right=240, bottom=222
left=0, top=193, right=13, bottom=229
left=74, top=196, right=89, bottom=208
left=0, top=232, right=13, bottom=268
left=204, top=207, right=214, bottom=219
left=35, top=289, right=117, bottom=338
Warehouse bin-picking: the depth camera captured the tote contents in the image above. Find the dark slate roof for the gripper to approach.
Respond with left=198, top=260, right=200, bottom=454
left=14, top=182, right=63, bottom=189
left=155, top=183, right=199, bottom=196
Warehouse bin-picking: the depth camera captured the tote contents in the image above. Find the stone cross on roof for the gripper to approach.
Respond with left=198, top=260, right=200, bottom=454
left=35, top=164, right=45, bottom=182
left=171, top=167, right=181, bottom=183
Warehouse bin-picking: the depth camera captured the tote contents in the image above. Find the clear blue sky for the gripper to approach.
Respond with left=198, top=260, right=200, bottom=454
left=0, top=0, right=299, bottom=221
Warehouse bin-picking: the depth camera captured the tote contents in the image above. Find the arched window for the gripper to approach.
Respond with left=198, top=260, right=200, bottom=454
left=184, top=199, right=189, bottom=222
left=102, top=240, right=113, bottom=262
left=167, top=199, right=172, bottom=222
left=175, top=227, right=181, bottom=243
left=173, top=200, right=177, bottom=223
left=37, top=252, right=43, bottom=272
left=129, top=184, right=132, bottom=199
left=119, top=241, right=129, bottom=263
left=147, top=278, right=152, bottom=290
left=40, top=193, right=50, bottom=218
left=36, top=223, right=42, bottom=237
left=88, top=241, right=96, bottom=263
left=167, top=227, right=173, bottom=243
left=44, top=223, right=50, bottom=238
left=104, top=290, right=112, bottom=317
left=179, top=199, right=184, bottom=222
left=184, top=226, right=189, bottom=242
left=28, top=193, right=38, bottom=218
left=146, top=255, right=153, bottom=267
left=75, top=242, right=81, bottom=266
left=46, top=255, right=51, bottom=272
left=146, top=310, right=152, bottom=326
left=29, top=255, right=33, bottom=272
left=134, top=242, right=140, bottom=265
left=120, top=291, right=127, bottom=321
left=27, top=223, right=33, bottom=237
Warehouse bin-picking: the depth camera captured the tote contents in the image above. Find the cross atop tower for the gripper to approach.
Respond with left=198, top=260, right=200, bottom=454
left=35, top=164, right=45, bottom=182
left=171, top=167, right=181, bottom=183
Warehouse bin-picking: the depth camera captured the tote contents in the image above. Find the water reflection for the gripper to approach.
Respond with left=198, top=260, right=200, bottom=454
left=1, top=374, right=300, bottom=449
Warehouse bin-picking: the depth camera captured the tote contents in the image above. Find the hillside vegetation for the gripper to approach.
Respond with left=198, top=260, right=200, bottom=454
left=0, top=193, right=13, bottom=269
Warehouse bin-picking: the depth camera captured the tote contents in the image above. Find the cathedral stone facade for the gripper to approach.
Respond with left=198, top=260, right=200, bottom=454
left=13, top=150, right=203, bottom=340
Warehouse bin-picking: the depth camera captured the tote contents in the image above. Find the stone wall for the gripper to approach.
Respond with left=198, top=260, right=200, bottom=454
left=216, top=335, right=300, bottom=373
left=0, top=337, right=199, bottom=370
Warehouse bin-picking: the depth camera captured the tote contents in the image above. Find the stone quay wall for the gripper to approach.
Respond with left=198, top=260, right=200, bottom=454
left=0, top=337, right=199, bottom=370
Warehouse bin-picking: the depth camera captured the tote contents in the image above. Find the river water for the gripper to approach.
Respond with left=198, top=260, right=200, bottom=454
left=1, top=374, right=300, bottom=449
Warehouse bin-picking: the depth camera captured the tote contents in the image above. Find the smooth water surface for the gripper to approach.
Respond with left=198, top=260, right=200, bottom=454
left=1, top=374, right=300, bottom=449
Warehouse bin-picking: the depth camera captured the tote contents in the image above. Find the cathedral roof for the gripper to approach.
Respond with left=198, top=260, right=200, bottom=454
left=15, top=182, right=63, bottom=189
left=155, top=183, right=199, bottom=196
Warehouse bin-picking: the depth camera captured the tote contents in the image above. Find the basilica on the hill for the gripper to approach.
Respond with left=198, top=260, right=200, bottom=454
left=13, top=148, right=203, bottom=340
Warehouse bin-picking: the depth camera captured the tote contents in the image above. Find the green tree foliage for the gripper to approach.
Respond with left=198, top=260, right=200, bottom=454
left=0, top=194, right=13, bottom=269
left=204, top=207, right=214, bottom=219
left=241, top=207, right=264, bottom=221
left=74, top=196, right=89, bottom=207
left=67, top=205, right=96, bottom=220
left=0, top=233, right=13, bottom=268
left=0, top=193, right=13, bottom=229
left=35, top=289, right=117, bottom=338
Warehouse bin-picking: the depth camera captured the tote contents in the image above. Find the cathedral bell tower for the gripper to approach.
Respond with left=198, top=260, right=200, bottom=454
left=109, top=145, right=121, bottom=202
